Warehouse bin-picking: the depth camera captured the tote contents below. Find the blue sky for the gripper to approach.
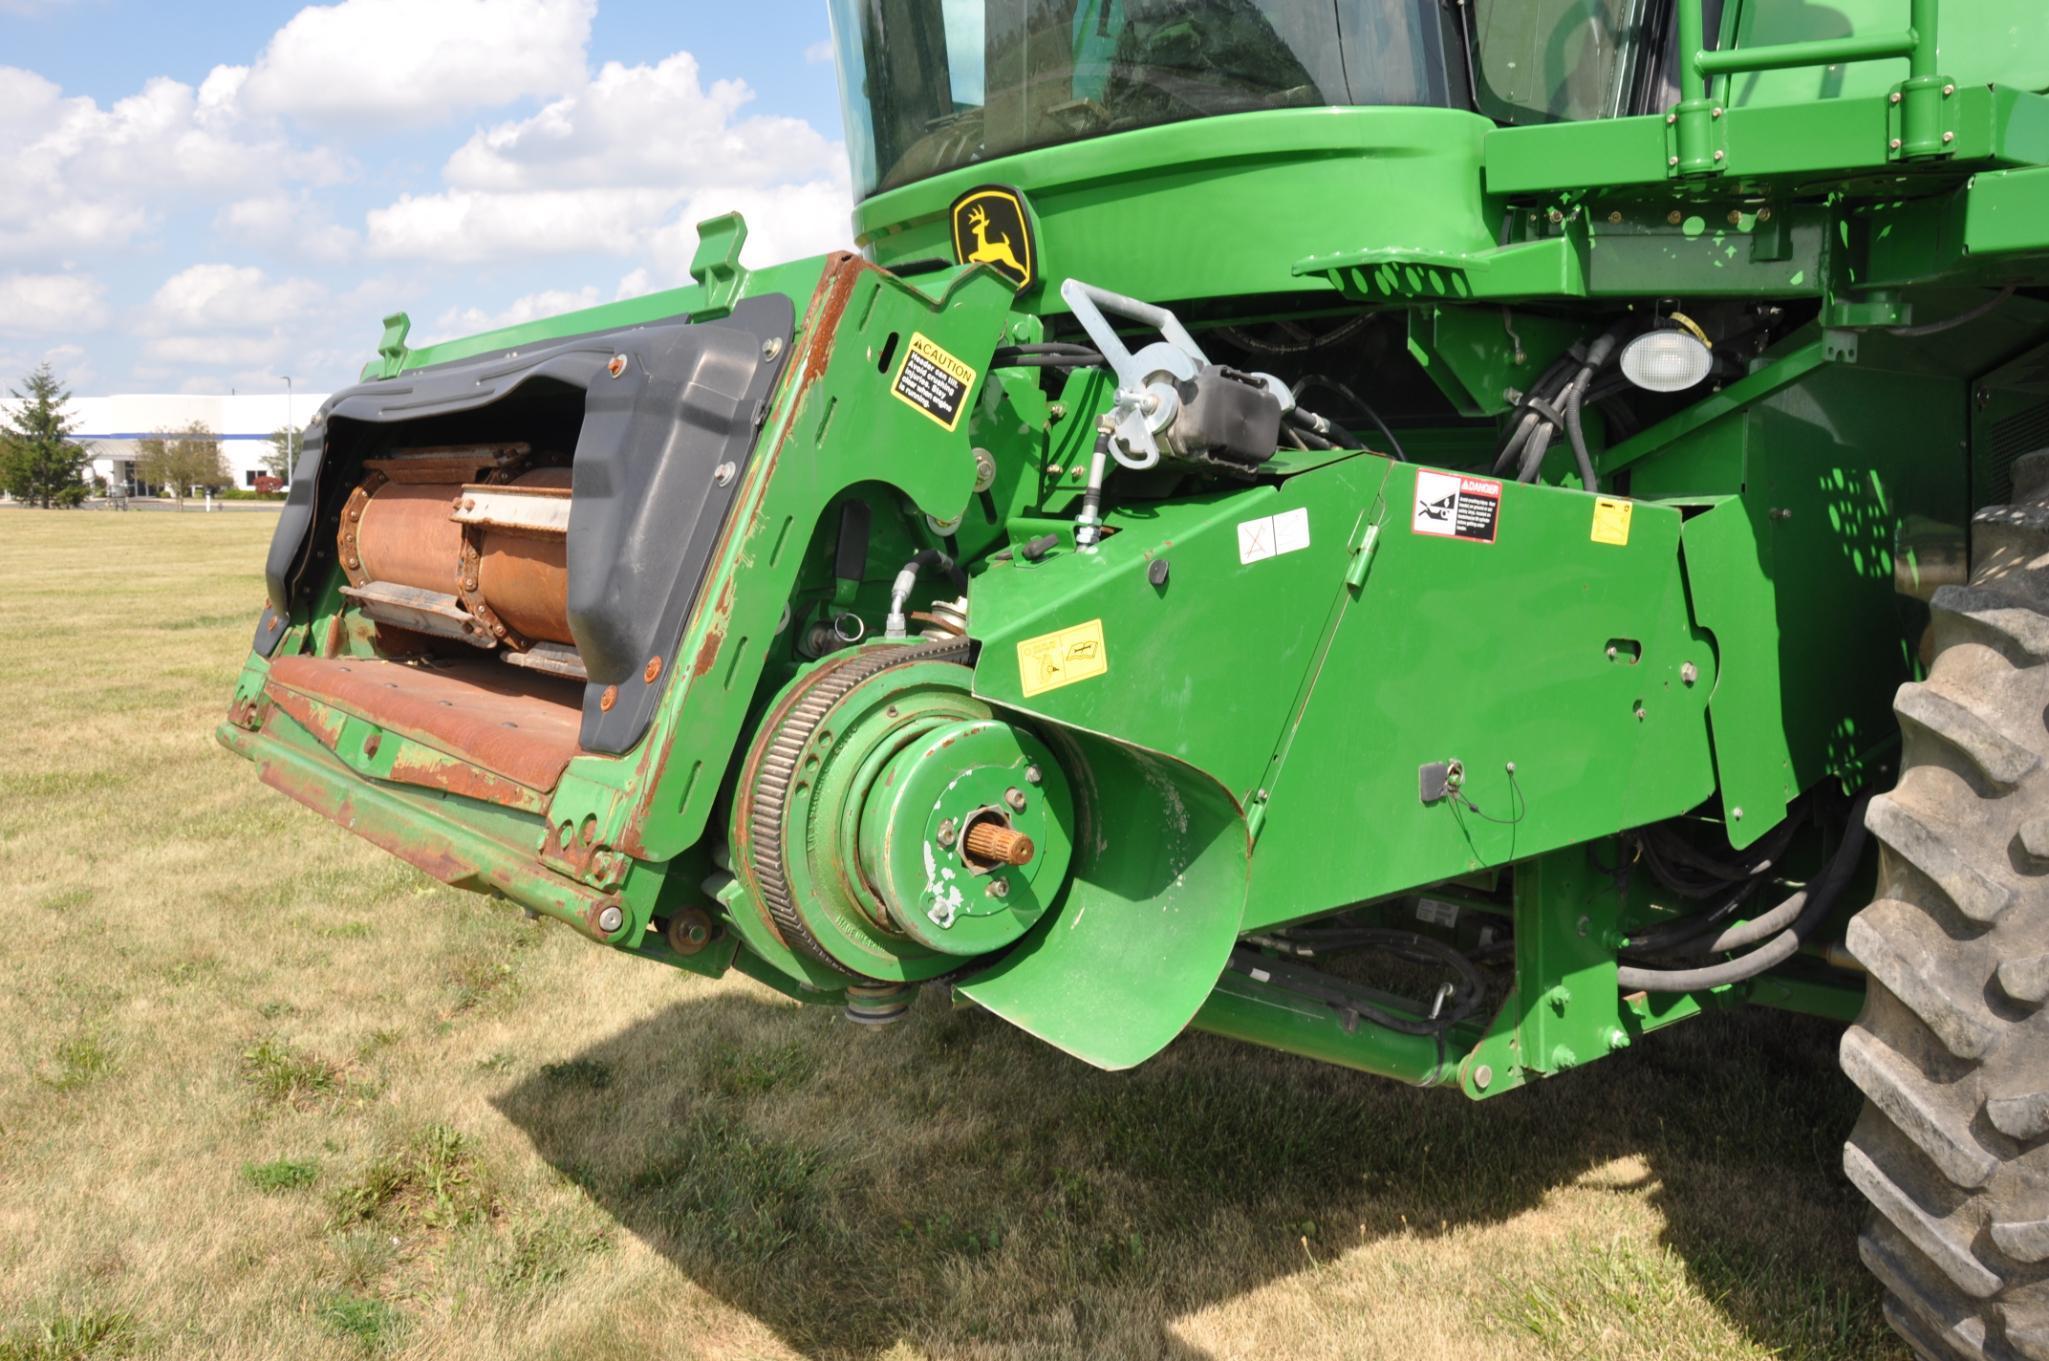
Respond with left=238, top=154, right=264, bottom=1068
left=0, top=0, right=853, bottom=401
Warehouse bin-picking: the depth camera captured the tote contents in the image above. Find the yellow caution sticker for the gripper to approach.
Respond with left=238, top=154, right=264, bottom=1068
left=1016, top=619, right=1108, bottom=698
left=1591, top=496, right=1634, bottom=546
left=891, top=332, right=977, bottom=431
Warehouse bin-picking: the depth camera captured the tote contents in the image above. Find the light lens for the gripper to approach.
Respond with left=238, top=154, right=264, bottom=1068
left=1620, top=330, right=1713, bottom=393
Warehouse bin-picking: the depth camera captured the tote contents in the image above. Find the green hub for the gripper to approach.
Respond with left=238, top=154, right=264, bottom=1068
left=732, top=642, right=1074, bottom=982
left=858, top=716, right=1072, bottom=956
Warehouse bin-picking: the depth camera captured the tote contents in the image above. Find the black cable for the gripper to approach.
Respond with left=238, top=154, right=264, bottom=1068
left=1228, top=929, right=1487, bottom=1036
left=1291, top=374, right=1408, bottom=462
left=1885, top=284, right=2017, bottom=338
left=1615, top=791, right=1872, bottom=992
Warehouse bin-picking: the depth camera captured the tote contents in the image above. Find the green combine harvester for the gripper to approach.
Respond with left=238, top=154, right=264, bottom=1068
left=220, top=0, right=2049, bottom=1352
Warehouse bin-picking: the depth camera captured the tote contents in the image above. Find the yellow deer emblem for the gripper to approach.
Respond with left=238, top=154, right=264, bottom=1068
left=964, top=204, right=1026, bottom=277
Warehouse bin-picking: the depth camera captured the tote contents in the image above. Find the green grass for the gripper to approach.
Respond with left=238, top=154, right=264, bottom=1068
left=0, top=511, right=1907, bottom=1360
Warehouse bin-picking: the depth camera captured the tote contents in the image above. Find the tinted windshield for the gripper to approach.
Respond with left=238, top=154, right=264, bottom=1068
left=830, top=0, right=1465, bottom=196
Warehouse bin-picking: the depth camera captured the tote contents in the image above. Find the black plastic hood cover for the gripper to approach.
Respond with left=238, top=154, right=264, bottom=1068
left=258, top=292, right=795, bottom=756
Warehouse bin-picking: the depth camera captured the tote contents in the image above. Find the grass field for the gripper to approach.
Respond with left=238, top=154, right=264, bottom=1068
left=0, top=511, right=1904, bottom=1361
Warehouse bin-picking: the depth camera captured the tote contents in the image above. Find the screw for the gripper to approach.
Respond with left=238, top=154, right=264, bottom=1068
left=1731, top=806, right=1745, bottom=821
left=1666, top=113, right=1677, bottom=125
left=1943, top=83, right=1955, bottom=96
left=607, top=355, right=629, bottom=378
left=1607, top=210, right=1622, bottom=224
left=1758, top=206, right=1773, bottom=221
left=712, top=461, right=737, bottom=486
left=986, top=878, right=1010, bottom=899
left=1668, top=155, right=1680, bottom=167
left=1713, top=149, right=1725, bottom=161
left=1727, top=209, right=1742, bottom=226
left=1004, top=788, right=1027, bottom=812
left=1025, top=765, right=1043, bottom=785
left=763, top=337, right=784, bottom=361
left=599, top=685, right=618, bottom=712
left=1890, top=137, right=1903, bottom=150
left=937, top=819, right=957, bottom=847
left=1890, top=91, right=1902, bottom=104
left=595, top=905, right=624, bottom=934
left=1680, top=661, right=1699, bottom=686
left=1547, top=208, right=1563, bottom=223
left=1667, top=210, right=1683, bottom=225
left=1634, top=701, right=1647, bottom=722
left=644, top=656, right=663, bottom=683
left=1711, top=106, right=1723, bottom=119
left=1943, top=131, right=1955, bottom=144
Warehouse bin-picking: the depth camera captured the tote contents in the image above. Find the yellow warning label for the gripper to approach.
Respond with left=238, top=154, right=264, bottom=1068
left=1016, top=619, right=1108, bottom=698
left=1591, top=497, right=1634, bottom=546
left=891, top=333, right=978, bottom=431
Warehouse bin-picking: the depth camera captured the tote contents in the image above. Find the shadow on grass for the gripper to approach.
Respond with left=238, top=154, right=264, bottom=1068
left=495, top=991, right=1891, bottom=1360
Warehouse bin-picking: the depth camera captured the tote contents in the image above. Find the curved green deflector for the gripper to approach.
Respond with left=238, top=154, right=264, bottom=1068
left=955, top=728, right=1248, bottom=1070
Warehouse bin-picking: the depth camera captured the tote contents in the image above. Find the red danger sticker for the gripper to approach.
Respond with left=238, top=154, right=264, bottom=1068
left=1412, top=469, right=1501, bottom=544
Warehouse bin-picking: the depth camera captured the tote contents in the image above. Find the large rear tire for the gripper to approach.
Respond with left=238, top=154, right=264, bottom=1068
left=1845, top=453, right=2049, bottom=1360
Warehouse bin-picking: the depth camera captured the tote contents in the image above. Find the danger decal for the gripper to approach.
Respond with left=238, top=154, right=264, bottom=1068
left=1412, top=469, right=1501, bottom=544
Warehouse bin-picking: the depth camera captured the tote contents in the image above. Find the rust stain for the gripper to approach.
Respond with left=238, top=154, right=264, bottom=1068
left=257, top=759, right=481, bottom=887
left=264, top=682, right=346, bottom=747
left=387, top=749, right=549, bottom=814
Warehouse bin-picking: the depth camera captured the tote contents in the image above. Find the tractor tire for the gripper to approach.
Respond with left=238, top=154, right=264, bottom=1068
left=1844, top=450, right=2049, bottom=1361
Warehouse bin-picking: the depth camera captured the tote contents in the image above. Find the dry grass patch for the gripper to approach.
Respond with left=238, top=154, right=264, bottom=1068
left=0, top=511, right=1906, bottom=1360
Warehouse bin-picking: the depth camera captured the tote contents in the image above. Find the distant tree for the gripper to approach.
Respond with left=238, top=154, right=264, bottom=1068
left=0, top=365, right=89, bottom=508
left=263, top=425, right=304, bottom=482
left=134, top=422, right=227, bottom=505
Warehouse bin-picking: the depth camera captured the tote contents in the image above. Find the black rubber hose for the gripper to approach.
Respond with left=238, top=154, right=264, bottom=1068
left=1292, top=375, right=1408, bottom=462
left=1615, top=791, right=1872, bottom=992
left=908, top=546, right=968, bottom=596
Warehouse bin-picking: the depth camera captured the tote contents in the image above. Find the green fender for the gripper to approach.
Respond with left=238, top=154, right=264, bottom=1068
left=955, top=727, right=1249, bottom=1070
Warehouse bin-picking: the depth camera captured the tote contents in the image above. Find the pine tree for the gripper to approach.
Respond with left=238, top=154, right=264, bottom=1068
left=0, top=365, right=89, bottom=508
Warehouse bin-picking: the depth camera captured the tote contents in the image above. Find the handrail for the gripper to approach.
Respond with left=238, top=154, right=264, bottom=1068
left=1669, top=0, right=1949, bottom=170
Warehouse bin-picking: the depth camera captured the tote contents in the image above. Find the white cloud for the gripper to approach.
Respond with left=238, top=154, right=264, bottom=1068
left=144, top=264, right=325, bottom=333
left=217, top=194, right=360, bottom=263
left=0, top=272, right=110, bottom=334
left=363, top=51, right=852, bottom=271
left=804, top=40, right=835, bottom=64
left=241, top=0, right=595, bottom=126
left=423, top=286, right=602, bottom=344
left=0, top=64, right=345, bottom=260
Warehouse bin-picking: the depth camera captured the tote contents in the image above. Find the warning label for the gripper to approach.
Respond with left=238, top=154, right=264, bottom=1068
left=1016, top=618, right=1107, bottom=698
left=1412, top=469, right=1501, bottom=544
left=891, top=332, right=977, bottom=431
left=1591, top=496, right=1634, bottom=546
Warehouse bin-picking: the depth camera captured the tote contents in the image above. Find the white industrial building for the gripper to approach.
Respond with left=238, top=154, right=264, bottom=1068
left=0, top=392, right=329, bottom=495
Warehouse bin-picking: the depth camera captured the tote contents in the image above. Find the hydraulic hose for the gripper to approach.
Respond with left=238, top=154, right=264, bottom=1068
left=1615, top=791, right=1871, bottom=993
left=883, top=548, right=968, bottom=639
left=1073, top=429, right=1114, bottom=551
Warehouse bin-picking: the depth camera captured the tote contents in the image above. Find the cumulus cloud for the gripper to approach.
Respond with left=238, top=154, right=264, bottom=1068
left=241, top=0, right=595, bottom=126
left=0, top=64, right=344, bottom=260
left=0, top=272, right=110, bottom=334
left=144, top=264, right=325, bottom=333
left=421, top=286, right=603, bottom=344
left=217, top=194, right=360, bottom=263
left=363, top=51, right=852, bottom=270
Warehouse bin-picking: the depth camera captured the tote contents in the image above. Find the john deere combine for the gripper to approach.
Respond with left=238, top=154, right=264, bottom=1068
left=221, top=1, right=2049, bottom=1353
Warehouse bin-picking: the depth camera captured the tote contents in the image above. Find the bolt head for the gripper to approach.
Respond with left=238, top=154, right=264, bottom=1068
left=1711, top=106, right=1723, bottom=118
left=1713, top=149, right=1724, bottom=161
left=936, top=819, right=957, bottom=847
left=1890, top=91, right=1903, bottom=104
left=712, top=461, right=737, bottom=487
left=595, top=905, right=624, bottom=934
left=1667, top=210, right=1683, bottom=225
left=1680, top=661, right=1699, bottom=685
left=1668, top=156, right=1680, bottom=167
left=763, top=336, right=784, bottom=361
left=607, top=355, right=629, bottom=378
left=1024, top=764, right=1043, bottom=785
left=1004, top=787, right=1028, bottom=812
left=1473, top=1064, right=1494, bottom=1091
left=1943, top=83, right=1955, bottom=96
left=1607, top=210, right=1622, bottom=224
left=1731, top=806, right=1745, bottom=821
left=1890, top=137, right=1903, bottom=150
left=1943, top=131, right=1955, bottom=144
left=986, top=878, right=1010, bottom=899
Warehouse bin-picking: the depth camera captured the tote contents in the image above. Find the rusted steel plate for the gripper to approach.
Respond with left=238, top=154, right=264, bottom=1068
left=355, top=480, right=465, bottom=591
left=266, top=655, right=583, bottom=792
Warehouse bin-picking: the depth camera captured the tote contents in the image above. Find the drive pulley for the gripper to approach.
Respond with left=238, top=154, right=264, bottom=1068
left=730, top=640, right=1074, bottom=982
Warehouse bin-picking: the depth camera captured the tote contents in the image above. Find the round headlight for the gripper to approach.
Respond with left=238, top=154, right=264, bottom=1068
left=1620, top=329, right=1713, bottom=393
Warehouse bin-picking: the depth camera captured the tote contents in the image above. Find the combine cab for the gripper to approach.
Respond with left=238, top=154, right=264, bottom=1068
left=222, top=2, right=2049, bottom=1353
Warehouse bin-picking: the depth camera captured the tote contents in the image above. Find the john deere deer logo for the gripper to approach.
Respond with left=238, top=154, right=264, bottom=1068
left=949, top=186, right=1035, bottom=290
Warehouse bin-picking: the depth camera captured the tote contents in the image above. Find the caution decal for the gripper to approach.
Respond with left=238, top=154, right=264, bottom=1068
left=1412, top=469, right=1501, bottom=544
left=891, top=332, right=977, bottom=431
left=1017, top=619, right=1107, bottom=699
left=1591, top=496, right=1634, bottom=546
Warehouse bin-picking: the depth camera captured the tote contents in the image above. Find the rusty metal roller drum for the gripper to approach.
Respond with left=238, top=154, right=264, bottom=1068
left=354, top=481, right=467, bottom=589
left=474, top=467, right=573, bottom=646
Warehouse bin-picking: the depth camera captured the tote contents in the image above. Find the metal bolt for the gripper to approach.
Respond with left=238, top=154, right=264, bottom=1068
left=971, top=446, right=997, bottom=493
left=1667, top=210, right=1683, bottom=225
left=1713, top=149, right=1725, bottom=161
left=1546, top=209, right=1563, bottom=224
left=595, top=904, right=624, bottom=934
left=1943, top=83, right=1955, bottom=96
left=1472, top=1064, right=1493, bottom=1091
left=1727, top=209, right=1742, bottom=226
left=599, top=685, right=618, bottom=712
left=1890, top=91, right=1902, bottom=104
left=1680, top=661, right=1699, bottom=686
left=1668, top=155, right=1680, bottom=167
left=986, top=877, right=1010, bottom=899
left=363, top=734, right=380, bottom=758
left=1890, top=137, right=1903, bottom=150
left=712, top=461, right=737, bottom=487
left=1576, top=915, right=1590, bottom=937
left=762, top=336, right=784, bottom=361
left=1731, top=806, right=1745, bottom=821
left=1943, top=131, right=1955, bottom=144
left=1757, top=206, right=1773, bottom=222
left=1024, top=765, right=1043, bottom=785
left=462, top=498, right=476, bottom=511
left=1666, top=113, right=1677, bottom=125
left=644, top=656, right=663, bottom=684
left=1711, top=106, right=1723, bottom=119
left=607, top=355, right=629, bottom=378
left=1004, top=787, right=1027, bottom=812
left=1634, top=701, right=1647, bottom=722
left=1607, top=210, right=1622, bottom=224
left=937, top=819, right=957, bottom=848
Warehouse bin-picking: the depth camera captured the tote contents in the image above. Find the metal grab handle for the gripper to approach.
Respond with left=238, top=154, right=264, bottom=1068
left=1676, top=0, right=1938, bottom=105
left=1058, top=278, right=1209, bottom=389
